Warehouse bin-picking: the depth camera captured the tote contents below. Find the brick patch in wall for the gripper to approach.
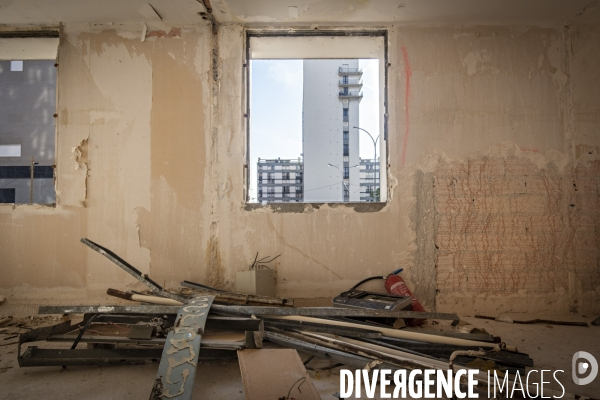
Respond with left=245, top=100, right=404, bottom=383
left=433, top=156, right=600, bottom=299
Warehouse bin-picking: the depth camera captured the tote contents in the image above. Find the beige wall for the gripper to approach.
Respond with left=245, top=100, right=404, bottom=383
left=0, top=21, right=598, bottom=315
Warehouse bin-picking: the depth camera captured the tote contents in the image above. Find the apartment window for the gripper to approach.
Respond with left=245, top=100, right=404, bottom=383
left=0, top=36, right=58, bottom=204
left=247, top=31, right=387, bottom=204
left=0, top=188, right=16, bottom=203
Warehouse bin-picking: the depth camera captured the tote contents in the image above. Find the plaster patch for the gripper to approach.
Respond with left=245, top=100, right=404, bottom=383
left=553, top=69, right=568, bottom=88
left=147, top=28, right=182, bottom=39
left=462, top=50, right=492, bottom=76
left=72, top=139, right=89, bottom=207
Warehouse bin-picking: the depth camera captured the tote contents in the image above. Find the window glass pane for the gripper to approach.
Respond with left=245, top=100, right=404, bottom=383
left=0, top=145, right=21, bottom=157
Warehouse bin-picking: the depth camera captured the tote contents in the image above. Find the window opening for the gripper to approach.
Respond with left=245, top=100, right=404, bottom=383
left=0, top=59, right=56, bottom=204
left=247, top=32, right=386, bottom=204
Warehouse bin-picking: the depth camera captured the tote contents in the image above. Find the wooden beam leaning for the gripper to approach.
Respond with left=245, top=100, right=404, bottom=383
left=181, top=281, right=294, bottom=306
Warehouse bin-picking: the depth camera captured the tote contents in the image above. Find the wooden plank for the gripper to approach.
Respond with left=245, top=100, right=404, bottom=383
left=237, top=349, right=320, bottom=400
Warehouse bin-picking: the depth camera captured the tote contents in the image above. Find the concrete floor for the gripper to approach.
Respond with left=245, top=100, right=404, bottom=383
left=1, top=310, right=599, bottom=399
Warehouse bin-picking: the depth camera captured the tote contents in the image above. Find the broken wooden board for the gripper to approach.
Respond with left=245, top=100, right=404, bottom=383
left=237, top=349, right=320, bottom=400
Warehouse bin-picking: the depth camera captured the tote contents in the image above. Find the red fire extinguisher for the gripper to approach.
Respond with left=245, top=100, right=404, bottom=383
left=385, top=268, right=426, bottom=327
left=348, top=268, right=428, bottom=327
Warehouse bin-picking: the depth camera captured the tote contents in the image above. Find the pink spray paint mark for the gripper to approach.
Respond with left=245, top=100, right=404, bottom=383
left=401, top=46, right=412, bottom=167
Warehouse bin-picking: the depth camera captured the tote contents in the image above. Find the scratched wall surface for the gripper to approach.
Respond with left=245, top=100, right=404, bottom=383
left=434, top=151, right=600, bottom=314
left=0, top=22, right=598, bottom=315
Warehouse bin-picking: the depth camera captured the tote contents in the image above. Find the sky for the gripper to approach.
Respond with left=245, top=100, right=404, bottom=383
left=249, top=59, right=380, bottom=202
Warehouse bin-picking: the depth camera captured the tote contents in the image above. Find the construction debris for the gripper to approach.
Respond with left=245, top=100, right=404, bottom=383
left=238, top=349, right=320, bottom=400
left=476, top=314, right=591, bottom=327
left=11, top=238, right=589, bottom=399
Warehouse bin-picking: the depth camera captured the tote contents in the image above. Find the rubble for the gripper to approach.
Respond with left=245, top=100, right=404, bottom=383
left=10, top=238, right=594, bottom=399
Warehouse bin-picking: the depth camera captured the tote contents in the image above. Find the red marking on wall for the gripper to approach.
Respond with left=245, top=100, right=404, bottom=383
left=401, top=47, right=412, bottom=167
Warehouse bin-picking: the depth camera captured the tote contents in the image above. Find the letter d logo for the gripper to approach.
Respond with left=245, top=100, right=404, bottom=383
left=572, top=351, right=598, bottom=385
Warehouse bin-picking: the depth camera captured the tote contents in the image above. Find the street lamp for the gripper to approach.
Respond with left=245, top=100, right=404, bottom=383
left=353, top=126, right=380, bottom=201
left=328, top=163, right=359, bottom=202
left=353, top=126, right=379, bottom=162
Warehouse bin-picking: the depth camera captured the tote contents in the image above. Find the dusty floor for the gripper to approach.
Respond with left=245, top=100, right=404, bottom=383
left=0, top=304, right=599, bottom=399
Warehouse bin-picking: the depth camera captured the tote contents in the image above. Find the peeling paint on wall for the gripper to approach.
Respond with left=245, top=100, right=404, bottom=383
left=431, top=143, right=599, bottom=315
left=0, top=22, right=598, bottom=317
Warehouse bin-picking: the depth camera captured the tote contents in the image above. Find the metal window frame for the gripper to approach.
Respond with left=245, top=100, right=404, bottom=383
left=244, top=29, right=388, bottom=210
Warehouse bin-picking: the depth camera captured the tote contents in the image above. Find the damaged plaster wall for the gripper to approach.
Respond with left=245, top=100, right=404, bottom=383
left=0, top=19, right=598, bottom=315
left=0, top=22, right=213, bottom=300
left=209, top=23, right=599, bottom=315
left=395, top=24, right=600, bottom=314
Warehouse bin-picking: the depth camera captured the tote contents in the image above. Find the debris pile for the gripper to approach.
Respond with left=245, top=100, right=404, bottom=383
left=12, top=238, right=580, bottom=399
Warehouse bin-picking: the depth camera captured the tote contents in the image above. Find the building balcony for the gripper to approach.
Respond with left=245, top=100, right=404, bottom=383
left=338, top=79, right=363, bottom=87
left=338, top=91, right=363, bottom=99
left=338, top=67, right=363, bottom=75
left=343, top=115, right=349, bottom=122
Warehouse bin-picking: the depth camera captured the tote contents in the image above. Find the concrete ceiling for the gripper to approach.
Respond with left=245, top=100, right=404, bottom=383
left=212, top=0, right=599, bottom=25
left=0, top=0, right=597, bottom=26
left=0, top=0, right=207, bottom=25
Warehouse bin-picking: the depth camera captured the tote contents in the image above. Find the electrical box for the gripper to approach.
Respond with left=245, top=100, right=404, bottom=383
left=235, top=269, right=276, bottom=297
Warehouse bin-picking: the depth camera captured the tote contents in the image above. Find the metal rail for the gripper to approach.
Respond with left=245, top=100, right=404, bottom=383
left=150, top=295, right=216, bottom=400
left=39, top=304, right=459, bottom=321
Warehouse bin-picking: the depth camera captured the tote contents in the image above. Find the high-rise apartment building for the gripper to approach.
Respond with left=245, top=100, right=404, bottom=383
left=302, top=59, right=363, bottom=202
left=359, top=157, right=380, bottom=202
left=256, top=157, right=303, bottom=203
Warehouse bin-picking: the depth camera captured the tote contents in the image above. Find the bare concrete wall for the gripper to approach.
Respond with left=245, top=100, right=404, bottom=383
left=0, top=21, right=598, bottom=315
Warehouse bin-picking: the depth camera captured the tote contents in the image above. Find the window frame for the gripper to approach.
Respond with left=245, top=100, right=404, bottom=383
left=244, top=29, right=389, bottom=208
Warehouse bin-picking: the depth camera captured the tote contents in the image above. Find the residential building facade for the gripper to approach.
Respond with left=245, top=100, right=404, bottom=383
left=302, top=59, right=363, bottom=202
left=359, top=157, right=380, bottom=202
left=256, top=157, right=303, bottom=203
